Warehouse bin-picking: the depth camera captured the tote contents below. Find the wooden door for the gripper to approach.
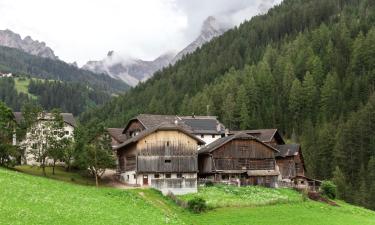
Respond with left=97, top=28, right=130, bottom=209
left=143, top=175, right=148, bottom=186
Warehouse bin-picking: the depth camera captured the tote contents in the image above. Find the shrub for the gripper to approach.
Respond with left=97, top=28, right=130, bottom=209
left=320, top=180, right=337, bottom=199
left=187, top=197, right=207, bottom=213
left=205, top=181, right=214, bottom=187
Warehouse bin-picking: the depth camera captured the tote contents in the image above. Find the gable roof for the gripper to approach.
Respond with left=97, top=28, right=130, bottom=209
left=123, top=114, right=225, bottom=135
left=275, top=144, right=301, bottom=157
left=13, top=112, right=77, bottom=127
left=198, top=132, right=279, bottom=154
left=228, top=129, right=285, bottom=144
left=107, top=128, right=127, bottom=143
left=115, top=122, right=205, bottom=150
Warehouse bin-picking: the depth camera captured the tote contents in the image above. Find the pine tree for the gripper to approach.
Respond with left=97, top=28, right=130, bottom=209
left=332, top=166, right=347, bottom=200
left=289, top=78, right=303, bottom=133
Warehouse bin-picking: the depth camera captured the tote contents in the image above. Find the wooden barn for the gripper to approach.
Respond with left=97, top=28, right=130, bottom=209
left=114, top=123, right=205, bottom=195
left=198, top=133, right=280, bottom=187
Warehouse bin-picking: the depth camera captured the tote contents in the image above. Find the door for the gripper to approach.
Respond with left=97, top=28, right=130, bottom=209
left=143, top=175, right=148, bottom=186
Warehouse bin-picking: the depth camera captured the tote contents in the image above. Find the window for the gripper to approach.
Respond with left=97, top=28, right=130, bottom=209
left=154, top=174, right=160, bottom=178
left=32, top=143, right=38, bottom=149
left=200, top=134, right=204, bottom=138
left=177, top=173, right=182, bottom=178
left=133, top=174, right=136, bottom=179
left=127, top=175, right=129, bottom=180
left=165, top=159, right=171, bottom=163
left=166, top=141, right=170, bottom=147
left=65, top=131, right=69, bottom=135
left=212, top=134, right=215, bottom=138
left=165, top=174, right=171, bottom=179
left=53, top=131, right=58, bottom=135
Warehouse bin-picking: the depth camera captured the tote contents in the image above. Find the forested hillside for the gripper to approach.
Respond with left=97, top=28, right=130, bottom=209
left=0, top=78, right=110, bottom=115
left=0, top=46, right=129, bottom=93
left=80, top=0, right=375, bottom=209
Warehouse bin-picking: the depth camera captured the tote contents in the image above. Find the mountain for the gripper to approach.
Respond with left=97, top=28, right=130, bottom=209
left=171, top=16, right=226, bottom=64
left=82, top=16, right=227, bottom=87
left=0, top=45, right=129, bottom=93
left=83, top=51, right=175, bottom=87
left=80, top=0, right=375, bottom=211
left=0, top=29, right=58, bottom=60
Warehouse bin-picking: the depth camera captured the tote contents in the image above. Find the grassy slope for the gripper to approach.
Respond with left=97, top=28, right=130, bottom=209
left=179, top=185, right=302, bottom=208
left=14, top=77, right=37, bottom=99
left=1, top=167, right=374, bottom=225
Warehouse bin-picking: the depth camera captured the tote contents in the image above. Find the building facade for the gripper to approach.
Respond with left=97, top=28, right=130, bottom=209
left=115, top=123, right=205, bottom=195
left=13, top=112, right=76, bottom=165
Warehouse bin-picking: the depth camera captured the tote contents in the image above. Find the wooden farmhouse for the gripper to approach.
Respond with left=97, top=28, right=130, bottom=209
left=111, top=114, right=312, bottom=191
left=114, top=123, right=205, bottom=195
left=198, top=133, right=280, bottom=187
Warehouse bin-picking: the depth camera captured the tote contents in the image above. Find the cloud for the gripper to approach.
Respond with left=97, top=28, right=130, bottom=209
left=0, top=0, right=281, bottom=66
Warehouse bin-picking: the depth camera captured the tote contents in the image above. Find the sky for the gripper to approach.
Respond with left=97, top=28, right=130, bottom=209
left=0, top=0, right=282, bottom=66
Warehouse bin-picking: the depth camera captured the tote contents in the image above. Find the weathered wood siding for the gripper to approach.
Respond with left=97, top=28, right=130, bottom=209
left=136, top=131, right=198, bottom=173
left=208, top=139, right=276, bottom=172
left=276, top=154, right=305, bottom=179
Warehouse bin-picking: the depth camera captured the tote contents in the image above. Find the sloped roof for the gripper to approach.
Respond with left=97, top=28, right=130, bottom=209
left=276, top=144, right=301, bottom=157
left=229, top=129, right=285, bottom=144
left=107, top=128, right=127, bottom=143
left=123, top=114, right=225, bottom=134
left=198, top=132, right=279, bottom=154
left=13, top=112, right=77, bottom=127
left=115, top=122, right=205, bottom=150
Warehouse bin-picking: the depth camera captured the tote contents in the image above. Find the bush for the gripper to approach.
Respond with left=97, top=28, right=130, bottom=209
left=205, top=181, right=214, bottom=187
left=320, top=180, right=337, bottom=199
left=187, top=197, right=207, bottom=213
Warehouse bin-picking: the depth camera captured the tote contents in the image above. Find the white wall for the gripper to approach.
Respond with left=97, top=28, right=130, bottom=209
left=196, top=134, right=223, bottom=146
left=23, top=122, right=75, bottom=165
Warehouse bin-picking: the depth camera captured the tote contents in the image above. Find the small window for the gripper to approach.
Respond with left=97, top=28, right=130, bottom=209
left=221, top=134, right=225, bottom=137
left=65, top=131, right=69, bottom=135
left=212, top=134, right=215, bottom=138
left=133, top=174, right=136, bottom=179
left=166, top=141, right=170, bottom=147
left=166, top=174, right=171, bottom=179
left=177, top=173, right=182, bottom=178
left=165, top=159, right=171, bottom=163
left=154, top=174, right=160, bottom=178
left=201, top=134, right=204, bottom=138
left=53, top=131, right=58, bottom=135
left=127, top=175, right=129, bottom=180
left=32, top=143, right=38, bottom=149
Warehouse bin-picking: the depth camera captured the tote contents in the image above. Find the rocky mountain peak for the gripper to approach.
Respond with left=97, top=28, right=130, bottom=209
left=0, top=29, right=58, bottom=60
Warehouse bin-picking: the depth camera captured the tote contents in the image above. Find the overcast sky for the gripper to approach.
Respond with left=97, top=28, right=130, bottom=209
left=0, top=0, right=281, bottom=65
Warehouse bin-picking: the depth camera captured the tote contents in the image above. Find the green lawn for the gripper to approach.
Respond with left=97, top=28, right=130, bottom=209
left=1, top=167, right=374, bottom=225
left=179, top=185, right=302, bottom=208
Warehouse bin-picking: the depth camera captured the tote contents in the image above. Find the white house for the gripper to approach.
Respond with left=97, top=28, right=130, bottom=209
left=13, top=112, right=76, bottom=165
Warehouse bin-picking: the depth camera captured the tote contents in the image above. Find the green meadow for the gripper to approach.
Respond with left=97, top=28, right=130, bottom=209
left=1, top=167, right=374, bottom=225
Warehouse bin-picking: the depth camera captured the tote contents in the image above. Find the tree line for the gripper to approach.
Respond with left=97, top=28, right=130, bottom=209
left=80, top=0, right=375, bottom=209
left=0, top=77, right=112, bottom=115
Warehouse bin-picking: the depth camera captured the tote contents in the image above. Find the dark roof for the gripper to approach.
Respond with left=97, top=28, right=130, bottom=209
left=229, top=129, right=285, bottom=144
left=13, top=112, right=77, bottom=127
left=276, top=144, right=301, bottom=157
left=123, top=114, right=225, bottom=134
left=198, top=132, right=279, bottom=154
left=115, top=122, right=205, bottom=150
left=107, top=128, right=127, bottom=143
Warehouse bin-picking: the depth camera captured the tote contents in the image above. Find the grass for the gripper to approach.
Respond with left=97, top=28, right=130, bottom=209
left=0, top=167, right=182, bottom=225
left=179, top=185, right=302, bottom=208
left=14, top=77, right=37, bottom=99
left=1, top=167, right=375, bottom=225
left=14, top=165, right=97, bottom=186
